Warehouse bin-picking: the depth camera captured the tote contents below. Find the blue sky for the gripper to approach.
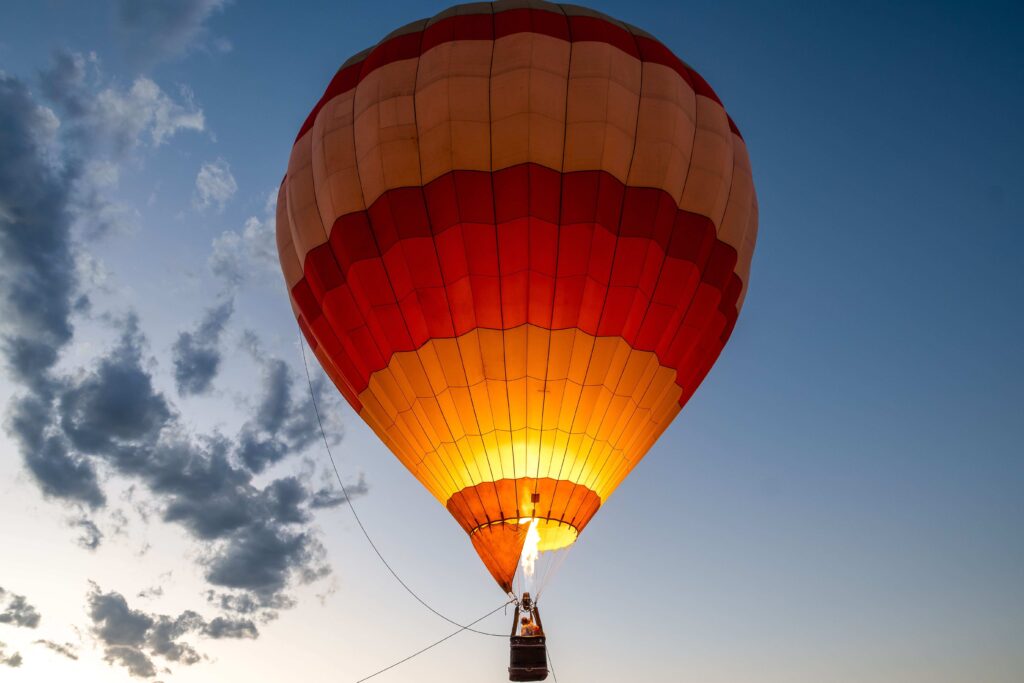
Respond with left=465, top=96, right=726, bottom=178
left=0, top=1, right=1022, bottom=681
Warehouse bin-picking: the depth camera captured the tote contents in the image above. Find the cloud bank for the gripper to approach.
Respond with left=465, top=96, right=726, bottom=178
left=89, top=584, right=257, bottom=678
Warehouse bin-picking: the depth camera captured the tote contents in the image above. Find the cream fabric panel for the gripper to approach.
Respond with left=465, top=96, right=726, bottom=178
left=627, top=61, right=697, bottom=202
left=680, top=95, right=734, bottom=229
left=313, top=90, right=364, bottom=238
left=276, top=182, right=304, bottom=290
left=354, top=59, right=423, bottom=207
left=285, top=133, right=328, bottom=264
left=416, top=40, right=494, bottom=182
left=491, top=32, right=571, bottom=171
left=718, top=134, right=754, bottom=253
left=563, top=41, right=641, bottom=182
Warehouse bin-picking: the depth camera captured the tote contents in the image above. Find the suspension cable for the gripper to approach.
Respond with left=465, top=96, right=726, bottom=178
left=298, top=334, right=507, bottom=637
left=355, top=600, right=513, bottom=682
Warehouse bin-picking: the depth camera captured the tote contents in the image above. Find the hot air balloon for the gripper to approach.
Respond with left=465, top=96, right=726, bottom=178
left=276, top=1, right=756, bottom=678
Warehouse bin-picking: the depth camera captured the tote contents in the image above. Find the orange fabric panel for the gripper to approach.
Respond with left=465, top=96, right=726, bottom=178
left=470, top=522, right=528, bottom=593
left=447, top=477, right=602, bottom=535
left=355, top=325, right=682, bottom=505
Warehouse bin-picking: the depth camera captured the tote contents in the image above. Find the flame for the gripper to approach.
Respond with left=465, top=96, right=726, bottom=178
left=520, top=518, right=541, bottom=578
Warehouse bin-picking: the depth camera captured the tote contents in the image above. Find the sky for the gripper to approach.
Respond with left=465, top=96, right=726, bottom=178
left=0, top=1, right=1022, bottom=682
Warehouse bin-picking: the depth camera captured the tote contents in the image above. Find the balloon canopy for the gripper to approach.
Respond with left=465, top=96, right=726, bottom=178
left=276, top=0, right=757, bottom=593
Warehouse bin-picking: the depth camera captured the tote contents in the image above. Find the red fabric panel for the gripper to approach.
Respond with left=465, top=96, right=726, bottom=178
left=493, top=8, right=570, bottom=41
left=293, top=165, right=740, bottom=409
left=568, top=16, right=638, bottom=57
left=421, top=13, right=493, bottom=53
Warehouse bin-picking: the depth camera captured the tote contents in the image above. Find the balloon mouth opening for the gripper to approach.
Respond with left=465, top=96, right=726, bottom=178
left=471, top=518, right=578, bottom=553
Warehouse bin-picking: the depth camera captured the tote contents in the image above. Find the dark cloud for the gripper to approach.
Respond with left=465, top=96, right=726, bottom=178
left=310, top=473, right=369, bottom=509
left=236, top=358, right=334, bottom=474
left=205, top=523, right=322, bottom=598
left=43, top=322, right=335, bottom=610
left=113, top=0, right=230, bottom=67
left=34, top=639, right=79, bottom=660
left=89, top=589, right=154, bottom=647
left=71, top=515, right=104, bottom=550
left=0, top=643, right=23, bottom=668
left=0, top=587, right=41, bottom=628
left=0, top=72, right=104, bottom=507
left=0, top=75, right=77, bottom=381
left=2, top=63, right=360, bottom=645
left=38, top=50, right=91, bottom=117
left=59, top=316, right=173, bottom=455
left=172, top=299, right=233, bottom=396
left=88, top=586, right=258, bottom=678
left=202, top=616, right=258, bottom=639
left=104, top=644, right=155, bottom=677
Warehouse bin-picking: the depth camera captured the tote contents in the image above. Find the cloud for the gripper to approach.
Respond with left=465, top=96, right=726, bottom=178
left=113, top=0, right=230, bottom=67
left=58, top=316, right=173, bottom=457
left=39, top=50, right=205, bottom=156
left=88, top=586, right=257, bottom=678
left=194, top=158, right=237, bottom=211
left=2, top=61, right=359, bottom=649
left=0, top=643, right=23, bottom=668
left=310, top=473, right=369, bottom=509
left=209, top=190, right=278, bottom=288
left=234, top=357, right=332, bottom=473
left=172, top=299, right=233, bottom=396
left=0, top=73, right=79, bottom=391
left=71, top=515, right=104, bottom=550
left=34, top=639, right=79, bottom=660
left=136, top=586, right=164, bottom=600
left=94, top=78, right=205, bottom=152
left=208, top=191, right=280, bottom=292
left=0, top=588, right=41, bottom=628
left=104, top=645, right=155, bottom=678
left=202, top=616, right=257, bottom=639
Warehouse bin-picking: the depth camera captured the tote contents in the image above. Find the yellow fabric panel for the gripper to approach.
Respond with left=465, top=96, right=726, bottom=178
left=490, top=32, right=570, bottom=171
left=680, top=94, right=734, bottom=229
left=354, top=59, right=422, bottom=207
left=416, top=40, right=494, bottom=182
left=356, top=325, right=682, bottom=505
left=628, top=61, right=697, bottom=202
left=563, top=41, right=641, bottom=181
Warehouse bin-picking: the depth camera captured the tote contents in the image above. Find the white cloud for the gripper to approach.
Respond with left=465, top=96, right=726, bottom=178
left=209, top=190, right=278, bottom=286
left=194, top=158, right=237, bottom=211
left=114, top=0, right=231, bottom=66
left=94, top=77, right=205, bottom=151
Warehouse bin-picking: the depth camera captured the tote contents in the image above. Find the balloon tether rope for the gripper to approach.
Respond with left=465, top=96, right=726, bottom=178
left=299, top=333, right=506, bottom=638
left=354, top=600, right=513, bottom=682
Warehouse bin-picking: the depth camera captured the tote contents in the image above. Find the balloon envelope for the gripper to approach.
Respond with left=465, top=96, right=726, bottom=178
left=276, top=1, right=758, bottom=593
